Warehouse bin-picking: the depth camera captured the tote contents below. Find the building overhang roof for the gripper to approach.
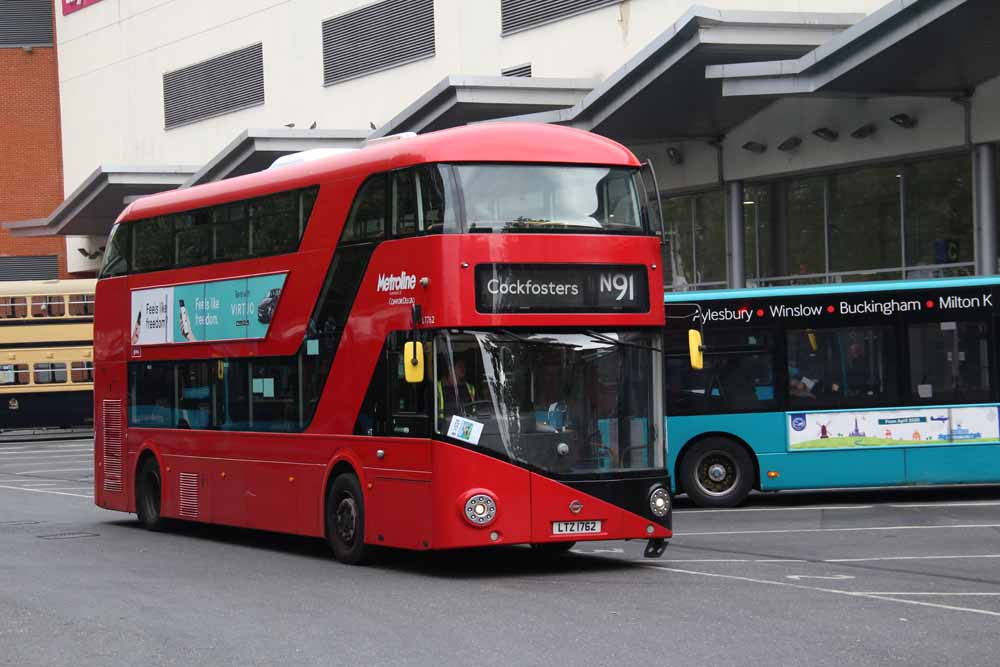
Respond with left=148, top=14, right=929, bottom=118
left=710, top=0, right=1000, bottom=98
left=3, top=166, right=197, bottom=238
left=498, top=7, right=863, bottom=143
left=183, top=127, right=369, bottom=187
left=369, top=75, right=596, bottom=138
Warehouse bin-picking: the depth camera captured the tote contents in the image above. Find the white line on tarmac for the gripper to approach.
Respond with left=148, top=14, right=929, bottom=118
left=890, top=502, right=1000, bottom=509
left=0, top=456, right=93, bottom=464
left=15, top=467, right=93, bottom=475
left=858, top=592, right=1000, bottom=596
left=16, top=482, right=58, bottom=487
left=645, top=565, right=1000, bottom=618
left=826, top=554, right=1000, bottom=563
left=675, top=505, right=874, bottom=514
left=644, top=558, right=808, bottom=563
left=0, top=484, right=92, bottom=499
left=0, top=448, right=92, bottom=456
left=681, top=523, right=1000, bottom=536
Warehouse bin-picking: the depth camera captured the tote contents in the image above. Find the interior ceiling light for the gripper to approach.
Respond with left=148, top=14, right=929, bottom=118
left=812, top=127, right=839, bottom=142
left=741, top=141, right=767, bottom=154
left=666, top=147, right=684, bottom=165
left=777, top=136, right=802, bottom=152
left=890, top=113, right=918, bottom=129
left=850, top=123, right=878, bottom=139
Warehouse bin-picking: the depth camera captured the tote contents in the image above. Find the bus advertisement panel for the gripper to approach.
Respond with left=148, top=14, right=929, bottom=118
left=665, top=277, right=1000, bottom=507
left=94, top=123, right=674, bottom=563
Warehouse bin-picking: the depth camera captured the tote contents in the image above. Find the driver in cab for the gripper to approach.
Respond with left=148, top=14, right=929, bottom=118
left=437, top=358, right=477, bottom=424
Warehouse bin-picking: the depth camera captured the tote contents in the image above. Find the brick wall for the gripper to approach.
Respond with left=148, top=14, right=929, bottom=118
left=0, top=45, right=68, bottom=278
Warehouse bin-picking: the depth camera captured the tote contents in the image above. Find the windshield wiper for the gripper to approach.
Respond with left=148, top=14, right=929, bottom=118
left=584, top=330, right=661, bottom=353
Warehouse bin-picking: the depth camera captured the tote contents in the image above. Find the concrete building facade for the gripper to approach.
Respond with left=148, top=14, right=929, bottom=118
left=8, top=0, right=999, bottom=292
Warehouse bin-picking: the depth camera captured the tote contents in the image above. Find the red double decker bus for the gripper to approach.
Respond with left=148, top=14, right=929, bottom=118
left=94, top=123, right=672, bottom=563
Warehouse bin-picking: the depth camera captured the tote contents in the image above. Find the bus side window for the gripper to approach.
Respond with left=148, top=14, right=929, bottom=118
left=392, top=169, right=420, bottom=237
left=129, top=362, right=175, bottom=426
left=0, top=296, right=27, bottom=319
left=68, top=294, right=95, bottom=316
left=31, top=295, right=66, bottom=318
left=353, top=344, right=388, bottom=436
left=342, top=175, right=386, bottom=243
left=908, top=320, right=991, bottom=403
left=786, top=326, right=897, bottom=408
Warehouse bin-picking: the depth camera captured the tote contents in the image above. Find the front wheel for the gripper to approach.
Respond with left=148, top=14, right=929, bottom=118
left=326, top=473, right=372, bottom=565
left=680, top=438, right=754, bottom=508
left=135, top=456, right=166, bottom=531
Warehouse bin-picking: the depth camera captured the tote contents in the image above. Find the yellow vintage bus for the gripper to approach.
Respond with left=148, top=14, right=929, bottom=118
left=0, top=279, right=95, bottom=431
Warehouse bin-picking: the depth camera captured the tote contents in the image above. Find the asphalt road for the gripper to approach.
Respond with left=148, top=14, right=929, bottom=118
left=2, top=438, right=1000, bottom=666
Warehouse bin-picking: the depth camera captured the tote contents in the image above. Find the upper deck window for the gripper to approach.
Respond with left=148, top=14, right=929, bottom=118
left=99, top=186, right=319, bottom=277
left=455, top=165, right=644, bottom=235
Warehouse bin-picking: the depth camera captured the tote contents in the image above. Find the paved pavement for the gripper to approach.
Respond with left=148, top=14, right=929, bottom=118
left=2, top=438, right=1000, bottom=666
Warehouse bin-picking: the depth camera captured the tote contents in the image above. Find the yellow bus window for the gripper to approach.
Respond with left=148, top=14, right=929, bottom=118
left=0, top=364, right=30, bottom=385
left=34, top=362, right=68, bottom=384
left=68, top=294, right=96, bottom=316
left=31, top=295, right=66, bottom=318
left=0, top=297, right=27, bottom=319
left=71, top=361, right=95, bottom=383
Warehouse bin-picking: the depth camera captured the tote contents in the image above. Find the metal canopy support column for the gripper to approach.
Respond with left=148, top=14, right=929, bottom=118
left=726, top=180, right=746, bottom=289
left=975, top=144, right=998, bottom=275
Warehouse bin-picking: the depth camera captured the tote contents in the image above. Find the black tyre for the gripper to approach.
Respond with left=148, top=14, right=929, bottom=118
left=326, top=473, right=372, bottom=565
left=530, top=541, right=576, bottom=557
left=135, top=456, right=166, bottom=531
left=680, top=438, right=754, bottom=508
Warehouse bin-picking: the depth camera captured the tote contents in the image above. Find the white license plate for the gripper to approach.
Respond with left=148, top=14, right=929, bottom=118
left=552, top=520, right=602, bottom=535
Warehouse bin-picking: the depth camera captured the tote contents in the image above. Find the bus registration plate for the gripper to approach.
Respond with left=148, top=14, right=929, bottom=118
left=552, top=520, right=601, bottom=535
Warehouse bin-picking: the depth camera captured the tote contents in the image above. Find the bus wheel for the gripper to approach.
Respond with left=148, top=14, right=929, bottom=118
left=681, top=438, right=753, bottom=508
left=326, top=474, right=372, bottom=565
left=135, top=456, right=166, bottom=531
left=530, top=542, right=576, bottom=557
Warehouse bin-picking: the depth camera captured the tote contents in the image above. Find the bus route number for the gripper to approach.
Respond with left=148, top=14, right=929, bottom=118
left=600, top=272, right=636, bottom=302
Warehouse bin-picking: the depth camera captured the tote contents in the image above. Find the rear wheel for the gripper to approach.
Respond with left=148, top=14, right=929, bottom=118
left=135, top=456, right=166, bottom=531
left=326, top=473, right=372, bottom=565
left=530, top=541, right=576, bottom=557
left=680, top=438, right=754, bottom=508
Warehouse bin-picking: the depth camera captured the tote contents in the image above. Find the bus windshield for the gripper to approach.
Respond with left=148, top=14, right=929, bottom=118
left=454, top=165, right=644, bottom=234
left=434, top=330, right=663, bottom=475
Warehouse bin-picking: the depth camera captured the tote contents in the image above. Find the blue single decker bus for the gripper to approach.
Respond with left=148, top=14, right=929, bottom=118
left=664, top=276, right=1000, bottom=507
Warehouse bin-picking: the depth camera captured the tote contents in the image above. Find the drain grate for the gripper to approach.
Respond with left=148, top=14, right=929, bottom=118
left=36, top=531, right=99, bottom=540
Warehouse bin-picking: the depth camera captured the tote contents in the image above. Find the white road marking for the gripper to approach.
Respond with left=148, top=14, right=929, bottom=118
left=786, top=574, right=855, bottom=581
left=630, top=558, right=808, bottom=564
left=15, top=467, right=93, bottom=475
left=826, top=554, right=1000, bottom=563
left=14, top=482, right=59, bottom=487
left=0, top=484, right=93, bottom=499
left=857, top=592, right=1000, bottom=596
left=681, top=523, right=1000, bottom=536
left=0, top=449, right=92, bottom=456
left=890, top=502, right=1000, bottom=509
left=646, top=565, right=1000, bottom=618
left=676, top=505, right=873, bottom=514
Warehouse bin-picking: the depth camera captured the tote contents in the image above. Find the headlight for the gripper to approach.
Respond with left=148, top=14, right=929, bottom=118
left=464, top=493, right=497, bottom=526
left=649, top=487, right=671, bottom=517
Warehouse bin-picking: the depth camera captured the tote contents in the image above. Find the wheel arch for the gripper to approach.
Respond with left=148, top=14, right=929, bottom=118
left=320, top=452, right=365, bottom=539
left=674, top=431, right=761, bottom=494
left=132, top=441, right=163, bottom=513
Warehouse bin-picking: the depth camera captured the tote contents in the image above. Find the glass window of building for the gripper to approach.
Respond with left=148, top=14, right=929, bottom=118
left=829, top=165, right=901, bottom=277
left=904, top=154, right=973, bottom=277
left=663, top=189, right=726, bottom=289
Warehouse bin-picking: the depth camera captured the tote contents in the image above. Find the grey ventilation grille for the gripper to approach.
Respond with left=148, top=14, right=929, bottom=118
left=178, top=472, right=200, bottom=518
left=0, top=255, right=58, bottom=280
left=0, top=0, right=54, bottom=47
left=502, top=63, right=532, bottom=78
left=163, top=43, right=264, bottom=130
left=322, top=0, right=434, bottom=86
left=501, top=0, right=622, bottom=36
left=102, top=400, right=123, bottom=493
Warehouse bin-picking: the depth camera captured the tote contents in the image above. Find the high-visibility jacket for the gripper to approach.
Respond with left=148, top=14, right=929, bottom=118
left=437, top=380, right=475, bottom=418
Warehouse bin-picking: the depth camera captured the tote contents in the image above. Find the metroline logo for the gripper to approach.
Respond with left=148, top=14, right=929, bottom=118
left=376, top=271, right=418, bottom=292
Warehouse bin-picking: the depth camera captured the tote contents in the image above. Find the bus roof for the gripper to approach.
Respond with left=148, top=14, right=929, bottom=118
left=0, top=279, right=97, bottom=297
left=116, top=123, right=641, bottom=224
left=664, top=275, right=1000, bottom=304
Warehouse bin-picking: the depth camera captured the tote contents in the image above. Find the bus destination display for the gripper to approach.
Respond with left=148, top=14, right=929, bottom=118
left=475, top=264, right=648, bottom=313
